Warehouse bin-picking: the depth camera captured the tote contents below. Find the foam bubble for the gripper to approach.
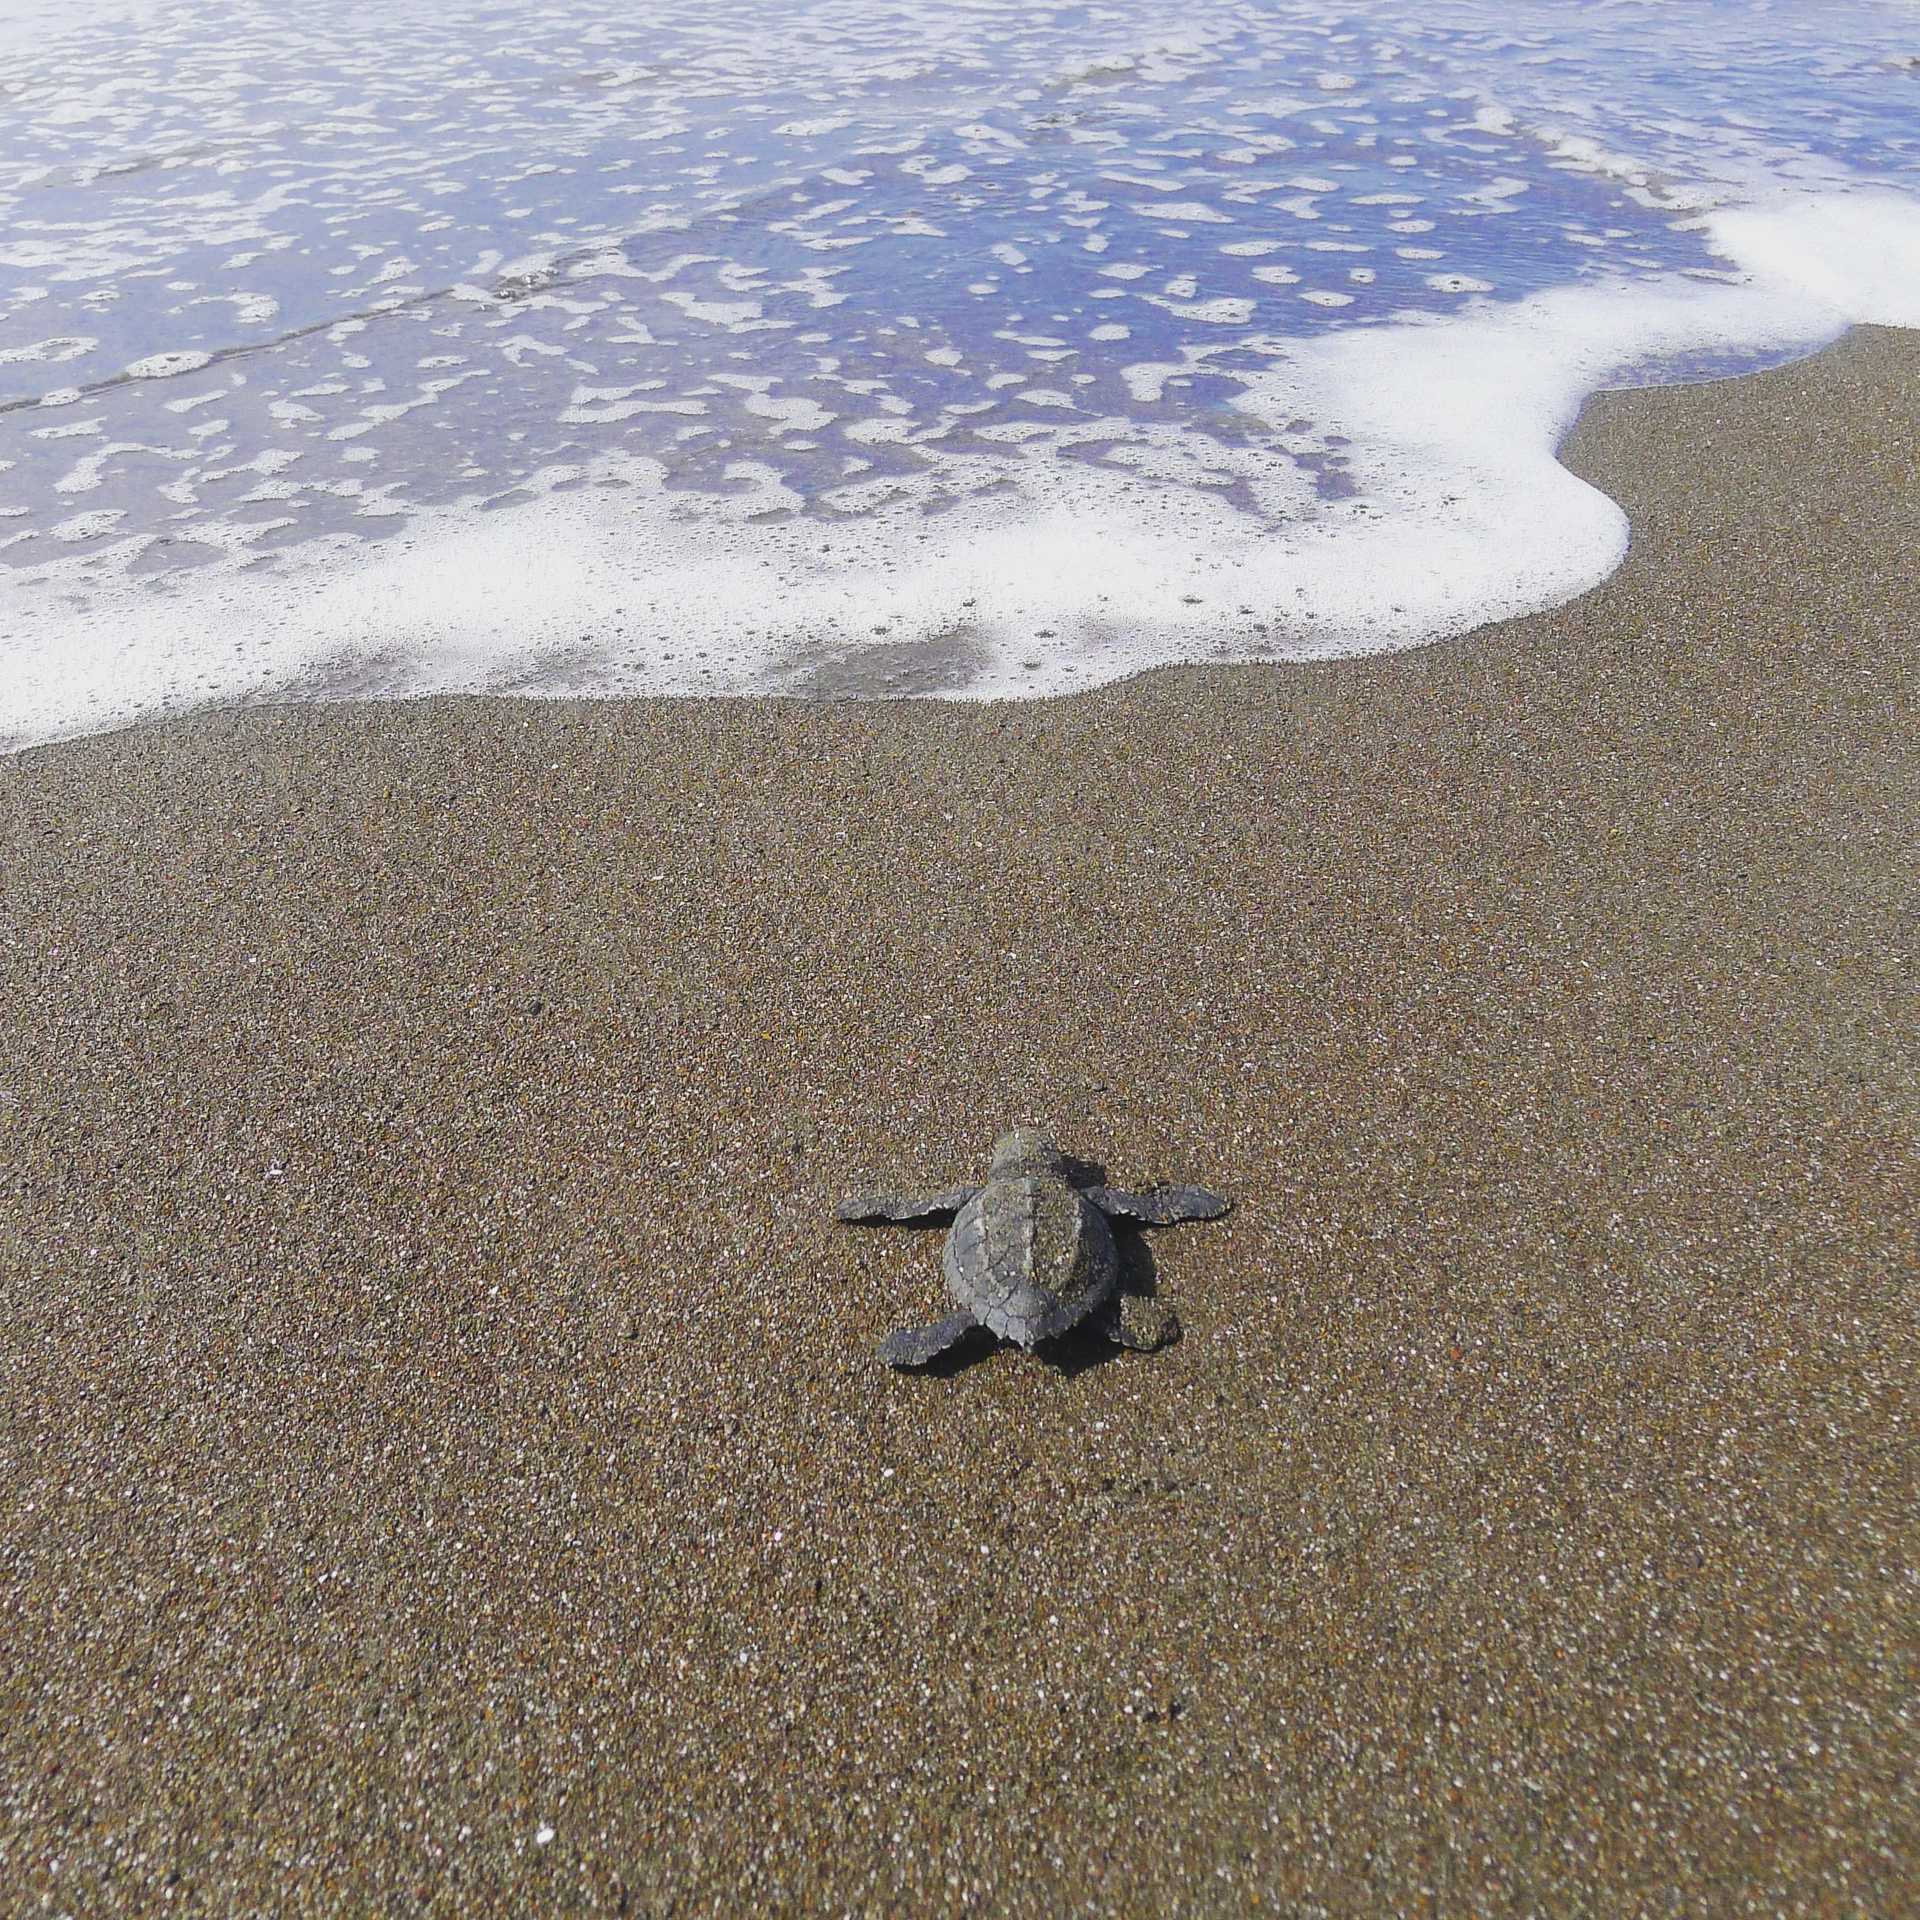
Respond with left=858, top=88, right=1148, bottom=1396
left=123, top=350, right=217, bottom=380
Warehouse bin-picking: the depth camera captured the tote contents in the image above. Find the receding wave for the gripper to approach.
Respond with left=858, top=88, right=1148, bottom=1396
left=1, top=0, right=1917, bottom=744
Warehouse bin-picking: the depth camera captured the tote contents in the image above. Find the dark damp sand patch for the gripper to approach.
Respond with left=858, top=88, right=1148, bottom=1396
left=0, top=327, right=1915, bottom=1916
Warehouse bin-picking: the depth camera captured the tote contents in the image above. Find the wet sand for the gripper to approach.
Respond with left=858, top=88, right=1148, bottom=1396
left=2, top=326, right=1915, bottom=1915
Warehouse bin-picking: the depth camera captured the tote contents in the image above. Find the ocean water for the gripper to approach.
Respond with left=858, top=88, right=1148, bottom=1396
left=2, top=0, right=1917, bottom=746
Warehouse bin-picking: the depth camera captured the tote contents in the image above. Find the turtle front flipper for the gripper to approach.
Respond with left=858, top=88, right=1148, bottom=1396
left=879, top=1312, right=981, bottom=1368
left=1088, top=1185, right=1231, bottom=1225
left=837, top=1185, right=979, bottom=1224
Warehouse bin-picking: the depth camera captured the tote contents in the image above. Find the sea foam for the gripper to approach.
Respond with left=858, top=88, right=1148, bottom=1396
left=2, top=0, right=1918, bottom=746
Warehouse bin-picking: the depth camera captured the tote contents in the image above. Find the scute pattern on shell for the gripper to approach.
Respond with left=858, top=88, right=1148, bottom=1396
left=942, top=1174, right=1117, bottom=1348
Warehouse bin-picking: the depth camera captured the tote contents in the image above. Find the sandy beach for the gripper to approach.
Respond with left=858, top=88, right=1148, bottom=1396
left=2, top=326, right=1915, bottom=1914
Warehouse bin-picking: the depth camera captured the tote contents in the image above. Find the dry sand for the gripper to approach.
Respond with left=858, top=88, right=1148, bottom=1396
left=2, top=326, right=1916, bottom=1916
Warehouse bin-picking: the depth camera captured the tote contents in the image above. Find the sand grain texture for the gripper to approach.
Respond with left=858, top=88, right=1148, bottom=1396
left=2, top=329, right=1916, bottom=1915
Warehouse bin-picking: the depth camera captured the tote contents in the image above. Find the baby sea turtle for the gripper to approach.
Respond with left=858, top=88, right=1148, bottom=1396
left=838, top=1129, right=1230, bottom=1368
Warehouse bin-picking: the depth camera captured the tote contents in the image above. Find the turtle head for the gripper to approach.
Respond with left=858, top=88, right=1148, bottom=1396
left=989, top=1129, right=1066, bottom=1178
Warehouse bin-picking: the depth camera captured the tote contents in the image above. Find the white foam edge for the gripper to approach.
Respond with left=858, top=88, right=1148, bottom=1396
left=3, top=188, right=1917, bottom=749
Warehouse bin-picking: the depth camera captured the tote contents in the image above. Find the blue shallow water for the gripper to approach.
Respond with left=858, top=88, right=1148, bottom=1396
left=0, top=0, right=1915, bottom=729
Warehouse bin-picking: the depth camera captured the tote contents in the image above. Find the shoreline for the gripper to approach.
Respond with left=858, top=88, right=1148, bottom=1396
left=11, top=191, right=1920, bottom=744
left=2, top=325, right=1915, bottom=1914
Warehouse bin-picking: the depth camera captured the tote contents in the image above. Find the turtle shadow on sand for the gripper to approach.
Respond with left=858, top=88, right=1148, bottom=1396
left=837, top=1131, right=1229, bottom=1374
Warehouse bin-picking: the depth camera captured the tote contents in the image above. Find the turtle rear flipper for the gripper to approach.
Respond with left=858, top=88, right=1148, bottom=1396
left=1107, top=1293, right=1181, bottom=1353
left=1089, top=1185, right=1230, bottom=1225
left=837, top=1184, right=979, bottom=1224
left=879, top=1312, right=980, bottom=1368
